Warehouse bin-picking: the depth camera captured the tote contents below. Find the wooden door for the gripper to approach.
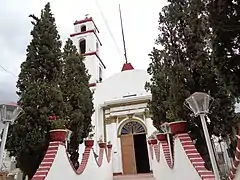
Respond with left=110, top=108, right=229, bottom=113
left=121, top=134, right=136, bottom=174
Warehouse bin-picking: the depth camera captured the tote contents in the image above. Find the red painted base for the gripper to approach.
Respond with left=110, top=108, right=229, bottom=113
left=99, top=142, right=106, bottom=148
left=150, top=139, right=158, bottom=145
left=107, top=144, right=113, bottom=149
left=49, top=129, right=67, bottom=142
left=113, top=172, right=123, bottom=176
left=157, top=133, right=167, bottom=141
left=169, top=121, right=187, bottom=134
left=85, top=140, right=94, bottom=147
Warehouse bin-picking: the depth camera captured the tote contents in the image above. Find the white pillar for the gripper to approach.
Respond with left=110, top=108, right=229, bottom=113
left=145, top=117, right=157, bottom=137
left=144, top=117, right=152, bottom=171
left=106, top=120, right=120, bottom=173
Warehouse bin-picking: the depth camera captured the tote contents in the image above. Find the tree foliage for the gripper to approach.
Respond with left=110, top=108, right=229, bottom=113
left=61, top=38, right=94, bottom=164
left=146, top=0, right=236, bottom=169
left=208, top=0, right=240, bottom=98
left=6, top=3, right=93, bottom=177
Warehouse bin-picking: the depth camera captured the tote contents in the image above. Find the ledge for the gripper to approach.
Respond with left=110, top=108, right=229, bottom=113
left=32, top=142, right=60, bottom=180
left=32, top=141, right=112, bottom=179
left=178, top=134, right=215, bottom=179
left=149, top=131, right=215, bottom=179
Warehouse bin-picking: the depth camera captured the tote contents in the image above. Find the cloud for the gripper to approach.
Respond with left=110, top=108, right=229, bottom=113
left=0, top=80, right=18, bottom=103
left=0, top=0, right=41, bottom=103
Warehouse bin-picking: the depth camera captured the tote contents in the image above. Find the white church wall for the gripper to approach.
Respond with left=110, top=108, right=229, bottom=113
left=83, top=55, right=98, bottom=84
left=94, top=70, right=151, bottom=104
left=110, top=103, right=148, bottom=112
left=144, top=116, right=157, bottom=171
left=89, top=63, right=152, bottom=175
left=108, top=108, right=145, bottom=117
left=145, top=117, right=157, bottom=137
left=151, top=138, right=202, bottom=180
left=106, top=122, right=122, bottom=173
left=45, top=144, right=113, bottom=180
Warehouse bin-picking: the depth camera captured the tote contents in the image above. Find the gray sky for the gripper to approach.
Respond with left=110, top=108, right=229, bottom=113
left=0, top=0, right=167, bottom=103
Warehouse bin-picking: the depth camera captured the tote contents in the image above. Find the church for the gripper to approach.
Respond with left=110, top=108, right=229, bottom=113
left=70, top=16, right=157, bottom=175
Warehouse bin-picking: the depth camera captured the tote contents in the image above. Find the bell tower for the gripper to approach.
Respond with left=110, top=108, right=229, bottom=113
left=70, top=15, right=106, bottom=86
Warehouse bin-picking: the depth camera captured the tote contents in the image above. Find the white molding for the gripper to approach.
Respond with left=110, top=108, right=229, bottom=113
left=100, top=94, right=151, bottom=107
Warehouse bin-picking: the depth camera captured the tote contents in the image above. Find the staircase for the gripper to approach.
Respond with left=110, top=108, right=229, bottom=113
left=113, top=173, right=155, bottom=180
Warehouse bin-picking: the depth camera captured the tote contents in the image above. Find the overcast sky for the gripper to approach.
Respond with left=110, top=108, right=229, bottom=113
left=0, top=0, right=168, bottom=103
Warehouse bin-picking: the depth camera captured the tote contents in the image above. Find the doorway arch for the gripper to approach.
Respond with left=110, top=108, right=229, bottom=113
left=117, top=119, right=147, bottom=136
left=119, top=120, right=150, bottom=175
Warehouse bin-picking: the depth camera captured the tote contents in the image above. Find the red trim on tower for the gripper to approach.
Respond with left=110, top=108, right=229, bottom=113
left=74, top=17, right=100, bottom=33
left=83, top=51, right=106, bottom=69
left=70, top=30, right=102, bottom=46
left=70, top=30, right=93, bottom=37
left=121, top=62, right=134, bottom=71
left=88, top=83, right=96, bottom=87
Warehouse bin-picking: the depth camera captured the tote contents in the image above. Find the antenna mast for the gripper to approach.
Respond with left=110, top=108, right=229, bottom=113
left=119, top=4, right=128, bottom=63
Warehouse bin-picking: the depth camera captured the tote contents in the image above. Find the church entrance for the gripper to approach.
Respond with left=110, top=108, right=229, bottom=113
left=120, top=121, right=150, bottom=175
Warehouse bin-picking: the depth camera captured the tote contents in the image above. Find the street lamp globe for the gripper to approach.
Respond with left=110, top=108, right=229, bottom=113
left=184, top=92, right=220, bottom=180
left=184, top=92, right=213, bottom=116
left=0, top=103, right=22, bottom=171
left=0, top=103, right=22, bottom=123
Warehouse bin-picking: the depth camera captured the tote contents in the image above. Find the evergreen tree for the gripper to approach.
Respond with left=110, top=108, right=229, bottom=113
left=6, top=3, right=66, bottom=178
left=146, top=0, right=235, bottom=169
left=208, top=0, right=240, bottom=98
left=208, top=0, right=240, bottom=153
left=61, top=39, right=94, bottom=166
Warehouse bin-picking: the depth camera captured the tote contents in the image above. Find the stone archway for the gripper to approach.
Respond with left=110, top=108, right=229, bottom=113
left=120, top=120, right=150, bottom=175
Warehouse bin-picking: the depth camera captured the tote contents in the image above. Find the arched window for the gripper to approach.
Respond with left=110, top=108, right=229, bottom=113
left=81, top=25, right=86, bottom=32
left=121, top=121, right=146, bottom=135
left=79, top=39, right=86, bottom=54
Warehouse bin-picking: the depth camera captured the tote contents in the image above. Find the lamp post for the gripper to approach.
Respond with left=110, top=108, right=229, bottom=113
left=184, top=92, right=220, bottom=180
left=0, top=103, right=22, bottom=170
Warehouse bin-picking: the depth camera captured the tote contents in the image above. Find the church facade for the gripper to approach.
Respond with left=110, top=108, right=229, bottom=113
left=70, top=16, right=157, bottom=175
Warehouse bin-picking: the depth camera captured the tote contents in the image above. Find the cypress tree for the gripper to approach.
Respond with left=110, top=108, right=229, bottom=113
left=6, top=3, right=66, bottom=178
left=208, top=0, right=240, bottom=98
left=61, top=38, right=94, bottom=167
left=146, top=0, right=235, bottom=170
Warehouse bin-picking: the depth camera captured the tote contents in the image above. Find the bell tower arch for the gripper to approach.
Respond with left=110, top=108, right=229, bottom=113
left=70, top=15, right=106, bottom=86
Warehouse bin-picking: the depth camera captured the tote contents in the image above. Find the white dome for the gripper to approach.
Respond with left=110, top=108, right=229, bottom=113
left=94, top=69, right=151, bottom=104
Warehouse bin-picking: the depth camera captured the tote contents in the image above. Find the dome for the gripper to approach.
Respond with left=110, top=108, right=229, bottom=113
left=94, top=69, right=151, bottom=104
